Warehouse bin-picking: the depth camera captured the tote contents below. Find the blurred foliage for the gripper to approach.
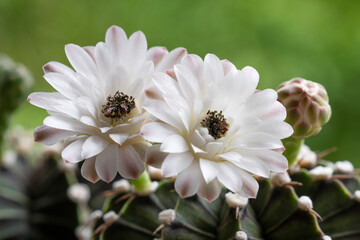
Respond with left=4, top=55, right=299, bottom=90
left=0, top=0, right=359, bottom=166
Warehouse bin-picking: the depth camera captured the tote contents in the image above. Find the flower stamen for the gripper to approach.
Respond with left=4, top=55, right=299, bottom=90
left=201, top=110, right=229, bottom=139
left=102, top=91, right=136, bottom=125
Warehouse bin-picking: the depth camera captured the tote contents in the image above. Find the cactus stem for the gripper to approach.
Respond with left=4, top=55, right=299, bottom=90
left=282, top=137, right=304, bottom=166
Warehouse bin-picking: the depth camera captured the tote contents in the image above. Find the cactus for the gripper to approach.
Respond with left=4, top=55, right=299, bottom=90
left=0, top=55, right=33, bottom=158
left=88, top=160, right=360, bottom=240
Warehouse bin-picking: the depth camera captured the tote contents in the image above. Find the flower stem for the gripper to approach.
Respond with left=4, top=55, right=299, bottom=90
left=128, top=170, right=152, bottom=191
left=282, top=137, right=304, bottom=166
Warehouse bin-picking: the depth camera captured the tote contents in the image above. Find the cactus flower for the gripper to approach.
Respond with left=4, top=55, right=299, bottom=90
left=277, top=78, right=331, bottom=139
left=141, top=54, right=293, bottom=201
left=28, top=26, right=187, bottom=183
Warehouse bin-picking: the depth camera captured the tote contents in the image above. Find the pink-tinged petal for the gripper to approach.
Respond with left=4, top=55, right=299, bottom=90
left=118, top=145, right=145, bottom=179
left=260, top=101, right=287, bottom=121
left=145, top=87, right=163, bottom=100
left=95, top=144, right=118, bottom=182
left=218, top=151, right=270, bottom=178
left=238, top=66, right=259, bottom=98
left=181, top=54, right=204, bottom=81
left=128, top=31, right=147, bottom=68
left=146, top=46, right=168, bottom=67
left=221, top=59, right=237, bottom=75
left=43, top=72, right=82, bottom=100
left=28, top=92, right=81, bottom=118
left=34, top=125, right=74, bottom=146
left=145, top=144, right=168, bottom=168
left=161, top=152, right=194, bottom=177
left=65, top=44, right=97, bottom=78
left=83, top=46, right=96, bottom=61
left=81, top=135, right=109, bottom=159
left=199, top=158, right=219, bottom=183
left=109, top=133, right=129, bottom=145
left=141, top=122, right=177, bottom=143
left=175, top=160, right=201, bottom=198
left=155, top=47, right=187, bottom=72
left=43, top=116, right=92, bottom=134
left=174, top=64, right=199, bottom=103
left=218, top=162, right=259, bottom=198
left=160, top=135, right=189, bottom=153
left=62, top=138, right=86, bottom=163
left=197, top=177, right=221, bottom=202
left=245, top=89, right=278, bottom=116
left=204, top=54, right=224, bottom=84
left=165, top=69, right=176, bottom=80
left=105, top=25, right=127, bottom=59
left=43, top=61, right=77, bottom=79
left=81, top=156, right=99, bottom=183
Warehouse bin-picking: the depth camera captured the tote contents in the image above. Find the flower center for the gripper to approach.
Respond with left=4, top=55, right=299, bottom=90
left=102, top=91, right=136, bottom=126
left=200, top=110, right=229, bottom=139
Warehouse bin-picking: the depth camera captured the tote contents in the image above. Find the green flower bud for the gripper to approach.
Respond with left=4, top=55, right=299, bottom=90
left=277, top=78, right=331, bottom=139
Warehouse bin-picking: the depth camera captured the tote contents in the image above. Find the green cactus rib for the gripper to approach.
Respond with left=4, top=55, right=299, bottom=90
left=95, top=165, right=360, bottom=240
left=0, top=156, right=79, bottom=240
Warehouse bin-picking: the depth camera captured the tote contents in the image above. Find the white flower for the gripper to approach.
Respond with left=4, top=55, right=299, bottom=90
left=141, top=54, right=293, bottom=201
left=28, top=26, right=186, bottom=183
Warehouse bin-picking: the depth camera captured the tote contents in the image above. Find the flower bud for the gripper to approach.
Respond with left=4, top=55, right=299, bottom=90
left=298, top=196, right=313, bottom=211
left=158, top=209, right=176, bottom=225
left=277, top=78, right=331, bottom=138
left=235, top=231, right=248, bottom=240
left=112, top=179, right=131, bottom=194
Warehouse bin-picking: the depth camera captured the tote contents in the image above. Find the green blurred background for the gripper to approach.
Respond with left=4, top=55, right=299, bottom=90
left=1, top=0, right=359, bottom=166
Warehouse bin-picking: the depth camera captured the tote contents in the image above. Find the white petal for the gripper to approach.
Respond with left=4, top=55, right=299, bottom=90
left=174, top=64, right=199, bottom=104
left=44, top=116, right=92, bottom=134
left=260, top=101, right=287, bottom=121
left=191, top=130, right=206, bottom=147
left=238, top=66, right=259, bottom=98
left=80, top=116, right=98, bottom=128
left=62, top=138, right=86, bottom=163
left=109, top=133, right=129, bottom=145
left=83, top=46, right=96, bottom=61
left=65, top=44, right=97, bottom=79
left=245, top=89, right=278, bottom=116
left=231, top=132, right=284, bottom=150
left=197, top=177, right=221, bottom=202
left=160, top=135, right=189, bottom=153
left=181, top=54, right=204, bottom=82
left=95, top=42, right=114, bottom=80
left=155, top=47, right=187, bottom=72
left=34, top=125, right=74, bottom=145
left=205, top=142, right=224, bottom=157
left=161, top=152, right=194, bottom=177
left=43, top=72, right=82, bottom=100
left=95, top=144, right=118, bottom=182
left=204, top=54, right=224, bottom=84
left=218, top=162, right=259, bottom=198
left=147, top=46, right=168, bottom=68
left=219, top=151, right=270, bottom=178
left=81, top=135, right=109, bottom=159
left=191, top=144, right=206, bottom=154
left=240, top=149, right=288, bottom=173
left=127, top=31, right=147, bottom=69
left=141, top=122, right=177, bottom=143
left=175, top=160, right=201, bottom=198
left=199, top=158, right=219, bottom=183
left=105, top=25, right=127, bottom=60
left=81, top=156, right=99, bottom=183
left=145, top=144, right=168, bottom=168
left=43, top=61, right=76, bottom=79
left=118, top=145, right=145, bottom=179
left=221, top=59, right=237, bottom=75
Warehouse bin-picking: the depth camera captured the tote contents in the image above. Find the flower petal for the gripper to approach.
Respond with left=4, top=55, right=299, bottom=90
left=65, top=44, right=97, bottom=79
left=118, top=145, right=145, bottom=179
left=81, top=156, right=99, bottom=183
left=95, top=144, right=118, bottom=182
left=34, top=125, right=74, bottom=145
left=145, top=144, right=168, bottom=168
left=197, top=177, right=221, bottom=202
left=62, top=137, right=86, bottom=163
left=199, top=158, right=219, bottom=183
left=43, top=116, right=92, bottom=134
left=105, top=25, right=127, bottom=61
left=109, top=133, right=129, bottom=145
left=160, top=135, right=189, bottom=153
left=155, top=47, right=187, bottom=72
left=146, top=46, right=168, bottom=68
left=81, top=135, right=109, bottom=159
left=141, top=122, right=178, bottom=143
left=175, top=161, right=201, bottom=198
left=161, top=152, right=194, bottom=177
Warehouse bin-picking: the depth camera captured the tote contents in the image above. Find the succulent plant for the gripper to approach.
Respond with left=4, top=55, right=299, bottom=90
left=0, top=55, right=33, bottom=157
left=88, top=160, right=360, bottom=240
